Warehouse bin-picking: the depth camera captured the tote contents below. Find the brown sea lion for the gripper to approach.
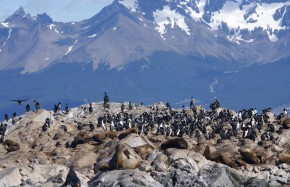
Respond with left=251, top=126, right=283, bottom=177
left=61, top=166, right=81, bottom=187
left=238, top=148, right=260, bottom=164
left=236, top=159, right=248, bottom=167
left=106, top=131, right=118, bottom=139
left=278, top=150, right=290, bottom=163
left=134, top=144, right=154, bottom=159
left=2, top=139, right=20, bottom=152
left=109, top=144, right=125, bottom=169
left=255, top=149, right=272, bottom=164
left=70, top=132, right=87, bottom=148
left=118, top=127, right=139, bottom=140
left=91, top=132, right=107, bottom=142
left=160, top=138, right=188, bottom=150
left=219, top=152, right=238, bottom=169
left=282, top=118, right=290, bottom=129
left=203, top=145, right=220, bottom=162
left=100, top=144, right=125, bottom=171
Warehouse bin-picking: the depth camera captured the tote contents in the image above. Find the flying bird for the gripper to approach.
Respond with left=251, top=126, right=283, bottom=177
left=11, top=99, right=29, bottom=105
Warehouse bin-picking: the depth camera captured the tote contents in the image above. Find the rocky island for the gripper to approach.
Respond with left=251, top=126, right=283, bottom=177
left=0, top=101, right=289, bottom=187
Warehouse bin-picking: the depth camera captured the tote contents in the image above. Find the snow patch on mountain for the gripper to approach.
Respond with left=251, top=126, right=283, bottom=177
left=119, top=0, right=138, bottom=12
left=88, top=34, right=97, bottom=38
left=1, top=22, right=10, bottom=28
left=209, top=1, right=289, bottom=42
left=48, top=24, right=55, bottom=30
left=83, top=25, right=91, bottom=30
left=227, top=31, right=255, bottom=44
left=64, top=40, right=78, bottom=56
left=1, top=23, right=12, bottom=48
left=3, top=28, right=12, bottom=46
left=153, top=5, right=191, bottom=38
left=184, top=0, right=206, bottom=21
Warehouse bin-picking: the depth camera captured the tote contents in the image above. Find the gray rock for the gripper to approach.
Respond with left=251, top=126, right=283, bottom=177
left=242, top=177, right=269, bottom=187
left=89, top=170, right=163, bottom=187
left=0, top=167, right=22, bottom=187
left=152, top=154, right=168, bottom=172
left=274, top=169, right=288, bottom=177
left=270, top=176, right=288, bottom=185
left=147, top=150, right=162, bottom=161
left=154, top=157, right=201, bottom=187
left=199, top=164, right=248, bottom=187
left=118, top=134, right=154, bottom=148
left=280, top=163, right=289, bottom=170
left=253, top=166, right=260, bottom=173
left=0, top=164, right=89, bottom=187
left=256, top=171, right=270, bottom=181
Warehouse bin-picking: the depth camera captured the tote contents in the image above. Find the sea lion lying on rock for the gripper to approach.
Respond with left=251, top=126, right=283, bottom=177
left=278, top=150, right=290, bottom=164
left=219, top=152, right=238, bottom=169
left=69, top=132, right=87, bottom=148
left=118, top=127, right=139, bottom=140
left=2, top=139, right=20, bottom=152
left=203, top=145, right=220, bottom=162
left=161, top=138, right=188, bottom=150
left=239, top=148, right=260, bottom=164
left=69, top=131, right=118, bottom=148
left=134, top=144, right=154, bottom=159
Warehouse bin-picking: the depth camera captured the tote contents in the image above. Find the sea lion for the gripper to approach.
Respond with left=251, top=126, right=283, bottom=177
left=106, top=131, right=118, bottom=139
left=219, top=152, right=238, bottom=169
left=122, top=158, right=139, bottom=169
left=2, top=139, right=20, bottom=152
left=61, top=166, right=81, bottom=187
left=118, top=127, right=139, bottom=140
left=99, top=144, right=125, bottom=171
left=238, top=148, right=260, bottom=164
left=91, top=132, right=108, bottom=143
left=160, top=138, right=188, bottom=150
left=134, top=144, right=154, bottom=159
left=70, top=132, right=88, bottom=148
left=278, top=150, right=290, bottom=164
left=255, top=149, right=271, bottom=164
left=203, top=145, right=220, bottom=162
left=109, top=144, right=124, bottom=169
left=282, top=118, right=290, bottom=129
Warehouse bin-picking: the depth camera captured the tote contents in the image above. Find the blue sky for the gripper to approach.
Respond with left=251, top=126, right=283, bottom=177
left=0, top=0, right=114, bottom=22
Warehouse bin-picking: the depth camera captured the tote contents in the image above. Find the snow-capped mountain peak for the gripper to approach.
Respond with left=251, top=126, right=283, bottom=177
left=207, top=1, right=290, bottom=42
left=116, top=0, right=289, bottom=42
left=0, top=0, right=290, bottom=74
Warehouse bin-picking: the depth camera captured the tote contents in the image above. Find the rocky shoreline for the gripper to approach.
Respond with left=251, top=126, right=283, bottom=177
left=0, top=102, right=290, bottom=187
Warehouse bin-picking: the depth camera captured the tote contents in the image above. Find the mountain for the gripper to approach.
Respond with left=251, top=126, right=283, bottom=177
left=0, top=0, right=289, bottom=117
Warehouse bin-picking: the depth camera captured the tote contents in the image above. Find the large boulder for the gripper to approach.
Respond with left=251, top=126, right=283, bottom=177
left=0, top=167, right=22, bottom=187
left=199, top=164, right=248, bottom=186
left=118, top=134, right=154, bottom=148
left=0, top=164, right=89, bottom=187
left=89, top=170, right=163, bottom=187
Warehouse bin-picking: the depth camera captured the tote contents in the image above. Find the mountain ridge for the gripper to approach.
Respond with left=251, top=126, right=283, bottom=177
left=0, top=0, right=289, bottom=73
left=0, top=0, right=289, bottom=117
